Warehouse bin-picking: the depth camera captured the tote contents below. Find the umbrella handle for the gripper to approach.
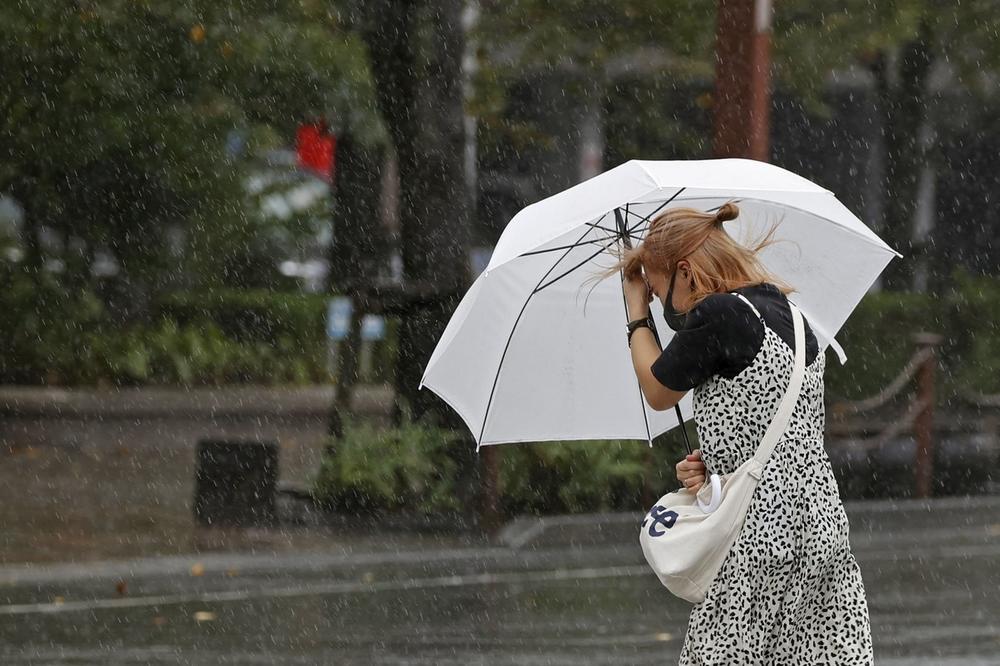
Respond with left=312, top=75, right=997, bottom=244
left=695, top=473, right=723, bottom=514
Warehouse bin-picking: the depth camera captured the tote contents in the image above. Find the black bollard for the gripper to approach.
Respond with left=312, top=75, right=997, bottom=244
left=194, top=440, right=279, bottom=527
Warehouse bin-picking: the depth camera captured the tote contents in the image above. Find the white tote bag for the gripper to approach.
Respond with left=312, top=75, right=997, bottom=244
left=639, top=300, right=806, bottom=604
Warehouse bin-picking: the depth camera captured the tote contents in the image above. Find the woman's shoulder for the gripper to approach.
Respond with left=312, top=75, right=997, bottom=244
left=687, top=289, right=761, bottom=324
left=733, top=281, right=782, bottom=298
left=734, top=281, right=821, bottom=363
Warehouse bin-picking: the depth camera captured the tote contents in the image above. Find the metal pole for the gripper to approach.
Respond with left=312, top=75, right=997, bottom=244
left=913, top=332, right=942, bottom=498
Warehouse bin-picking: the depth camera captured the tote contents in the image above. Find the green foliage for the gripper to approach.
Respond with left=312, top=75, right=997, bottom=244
left=474, top=1, right=1000, bottom=144
left=314, top=415, right=694, bottom=517
left=92, top=319, right=323, bottom=386
left=603, top=75, right=713, bottom=165
left=474, top=1, right=715, bottom=74
left=156, top=289, right=332, bottom=383
left=313, top=417, right=465, bottom=515
left=0, top=268, right=106, bottom=384
left=0, top=267, right=331, bottom=385
left=822, top=269, right=1000, bottom=401
left=946, top=268, right=1000, bottom=394
left=499, top=439, right=656, bottom=515
left=158, top=288, right=327, bottom=347
left=471, top=1, right=716, bottom=162
left=823, top=290, right=939, bottom=401
left=774, top=1, right=1000, bottom=105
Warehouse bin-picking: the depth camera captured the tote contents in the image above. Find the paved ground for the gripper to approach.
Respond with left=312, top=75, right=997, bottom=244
left=0, top=495, right=997, bottom=664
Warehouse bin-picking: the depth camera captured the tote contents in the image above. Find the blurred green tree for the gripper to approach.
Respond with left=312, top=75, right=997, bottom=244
left=774, top=1, right=1000, bottom=292
left=0, top=0, right=374, bottom=318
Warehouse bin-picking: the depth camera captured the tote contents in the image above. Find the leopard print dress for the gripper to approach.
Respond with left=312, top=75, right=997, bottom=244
left=677, top=293, right=874, bottom=665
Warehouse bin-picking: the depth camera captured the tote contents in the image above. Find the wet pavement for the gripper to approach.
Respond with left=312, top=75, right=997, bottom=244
left=0, top=496, right=998, bottom=664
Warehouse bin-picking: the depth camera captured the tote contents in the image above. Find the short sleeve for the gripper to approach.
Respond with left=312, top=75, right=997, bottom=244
left=650, top=293, right=764, bottom=391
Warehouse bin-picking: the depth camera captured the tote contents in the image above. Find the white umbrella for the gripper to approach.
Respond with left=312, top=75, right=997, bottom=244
left=419, top=158, right=902, bottom=449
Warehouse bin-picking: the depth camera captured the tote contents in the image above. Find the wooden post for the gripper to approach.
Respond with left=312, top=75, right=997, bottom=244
left=480, top=445, right=501, bottom=533
left=713, top=0, right=773, bottom=160
left=913, top=332, right=943, bottom=498
left=327, top=295, right=364, bottom=446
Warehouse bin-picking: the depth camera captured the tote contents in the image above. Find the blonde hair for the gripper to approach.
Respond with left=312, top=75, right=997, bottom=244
left=592, top=202, right=795, bottom=312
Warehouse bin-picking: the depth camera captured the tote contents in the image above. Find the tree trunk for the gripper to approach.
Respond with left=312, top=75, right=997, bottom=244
left=360, top=0, right=472, bottom=426
left=326, top=131, right=388, bottom=439
left=8, top=178, right=43, bottom=276
left=327, top=132, right=388, bottom=293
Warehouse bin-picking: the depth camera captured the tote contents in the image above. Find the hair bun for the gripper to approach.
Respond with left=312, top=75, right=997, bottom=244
left=715, top=202, right=739, bottom=223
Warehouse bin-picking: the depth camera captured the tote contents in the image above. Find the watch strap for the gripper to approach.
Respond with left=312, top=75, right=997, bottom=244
left=627, top=316, right=653, bottom=345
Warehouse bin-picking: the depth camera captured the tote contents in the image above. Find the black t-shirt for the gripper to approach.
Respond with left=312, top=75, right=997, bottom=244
left=650, top=282, right=819, bottom=391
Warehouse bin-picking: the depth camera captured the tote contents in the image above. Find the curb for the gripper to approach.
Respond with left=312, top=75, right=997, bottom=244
left=0, top=384, right=393, bottom=419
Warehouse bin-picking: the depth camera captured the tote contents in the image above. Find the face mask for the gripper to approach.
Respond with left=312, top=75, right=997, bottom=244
left=661, top=267, right=688, bottom=331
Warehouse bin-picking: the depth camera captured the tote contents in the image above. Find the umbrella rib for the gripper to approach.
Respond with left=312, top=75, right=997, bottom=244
left=622, top=197, right=737, bottom=235
left=533, top=188, right=685, bottom=295
left=616, top=204, right=654, bottom=447
left=585, top=221, right=622, bottom=234
left=532, top=225, right=640, bottom=294
left=518, top=192, right=687, bottom=261
left=476, top=222, right=599, bottom=449
left=518, top=231, right=642, bottom=258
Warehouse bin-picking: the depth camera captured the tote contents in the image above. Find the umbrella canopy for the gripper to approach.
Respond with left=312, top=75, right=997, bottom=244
left=420, top=158, right=902, bottom=448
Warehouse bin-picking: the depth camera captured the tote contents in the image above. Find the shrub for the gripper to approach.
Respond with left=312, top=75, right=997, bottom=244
left=313, top=417, right=466, bottom=515
left=0, top=268, right=106, bottom=384
left=947, top=269, right=1000, bottom=394
left=823, top=290, right=938, bottom=401
left=314, top=415, right=695, bottom=517
left=0, top=270, right=334, bottom=386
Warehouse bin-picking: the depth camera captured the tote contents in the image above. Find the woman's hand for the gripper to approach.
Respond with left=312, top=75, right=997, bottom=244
left=624, top=274, right=653, bottom=320
left=676, top=448, right=706, bottom=493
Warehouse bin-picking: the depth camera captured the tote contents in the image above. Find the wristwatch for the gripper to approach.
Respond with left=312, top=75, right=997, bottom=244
left=626, top=315, right=654, bottom=347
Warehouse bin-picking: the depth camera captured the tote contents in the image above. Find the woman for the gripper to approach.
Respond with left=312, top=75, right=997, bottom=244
left=611, top=202, right=874, bottom=664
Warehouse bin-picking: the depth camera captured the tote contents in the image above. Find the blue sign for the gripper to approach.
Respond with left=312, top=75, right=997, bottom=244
left=327, top=297, right=352, bottom=340
left=327, top=297, right=386, bottom=341
left=361, top=314, right=385, bottom=341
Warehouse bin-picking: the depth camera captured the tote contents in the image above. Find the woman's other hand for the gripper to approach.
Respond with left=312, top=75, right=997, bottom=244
left=676, top=448, right=706, bottom=493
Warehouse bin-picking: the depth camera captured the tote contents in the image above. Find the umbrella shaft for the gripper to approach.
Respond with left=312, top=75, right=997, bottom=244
left=675, top=404, right=694, bottom=456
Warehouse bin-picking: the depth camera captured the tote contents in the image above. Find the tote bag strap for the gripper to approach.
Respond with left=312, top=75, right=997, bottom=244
left=751, top=301, right=806, bottom=467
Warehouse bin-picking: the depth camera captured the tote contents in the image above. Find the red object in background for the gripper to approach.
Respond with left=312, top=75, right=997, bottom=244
left=296, top=121, right=336, bottom=182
